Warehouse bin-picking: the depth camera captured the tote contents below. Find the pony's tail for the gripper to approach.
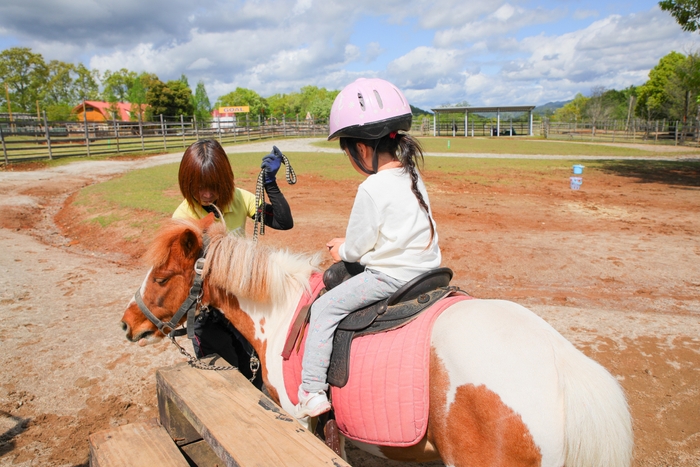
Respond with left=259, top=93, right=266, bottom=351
left=556, top=340, right=633, bottom=467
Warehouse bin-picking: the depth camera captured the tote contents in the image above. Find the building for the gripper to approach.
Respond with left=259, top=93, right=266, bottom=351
left=71, top=101, right=148, bottom=122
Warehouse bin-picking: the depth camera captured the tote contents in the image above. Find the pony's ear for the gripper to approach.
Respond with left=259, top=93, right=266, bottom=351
left=200, top=212, right=216, bottom=230
left=180, top=229, right=201, bottom=260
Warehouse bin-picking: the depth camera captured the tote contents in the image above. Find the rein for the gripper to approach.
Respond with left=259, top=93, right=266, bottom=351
left=253, top=152, right=297, bottom=242
left=132, top=243, right=260, bottom=379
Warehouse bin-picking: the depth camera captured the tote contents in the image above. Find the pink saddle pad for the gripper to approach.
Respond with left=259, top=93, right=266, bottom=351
left=282, top=279, right=471, bottom=446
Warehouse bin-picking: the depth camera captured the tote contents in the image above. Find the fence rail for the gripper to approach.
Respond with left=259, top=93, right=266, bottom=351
left=541, top=119, right=700, bottom=146
left=4, top=115, right=699, bottom=165
left=0, top=114, right=329, bottom=165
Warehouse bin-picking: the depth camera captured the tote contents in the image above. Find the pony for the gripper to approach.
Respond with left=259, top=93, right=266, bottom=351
left=121, top=214, right=633, bottom=467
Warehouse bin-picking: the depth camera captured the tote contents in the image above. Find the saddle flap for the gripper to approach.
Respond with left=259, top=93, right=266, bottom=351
left=387, top=267, right=453, bottom=306
left=336, top=301, right=385, bottom=331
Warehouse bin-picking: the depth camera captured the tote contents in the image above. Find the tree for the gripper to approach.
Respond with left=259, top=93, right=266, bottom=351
left=216, top=87, right=268, bottom=119
left=72, top=63, right=99, bottom=102
left=0, top=47, right=48, bottom=112
left=192, top=80, right=212, bottom=123
left=659, top=0, right=700, bottom=32
left=146, top=79, right=194, bottom=117
left=43, top=60, right=75, bottom=105
left=101, top=68, right=138, bottom=102
left=636, top=51, right=686, bottom=119
left=552, top=93, right=589, bottom=122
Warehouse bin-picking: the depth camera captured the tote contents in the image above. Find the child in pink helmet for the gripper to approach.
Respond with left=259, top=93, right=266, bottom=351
left=296, top=78, right=442, bottom=418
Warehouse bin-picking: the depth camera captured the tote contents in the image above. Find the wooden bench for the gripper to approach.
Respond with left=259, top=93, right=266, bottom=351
left=88, top=418, right=189, bottom=467
left=90, top=357, right=349, bottom=466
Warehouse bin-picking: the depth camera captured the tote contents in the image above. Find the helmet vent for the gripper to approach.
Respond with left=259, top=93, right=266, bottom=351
left=357, top=92, right=366, bottom=111
left=394, top=88, right=405, bottom=106
left=374, top=90, right=384, bottom=109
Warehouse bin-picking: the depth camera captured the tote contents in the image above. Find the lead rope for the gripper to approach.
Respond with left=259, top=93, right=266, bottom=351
left=253, top=153, right=297, bottom=242
left=169, top=330, right=260, bottom=382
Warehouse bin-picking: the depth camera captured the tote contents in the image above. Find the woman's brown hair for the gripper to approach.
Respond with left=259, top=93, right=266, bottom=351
left=178, top=139, right=235, bottom=209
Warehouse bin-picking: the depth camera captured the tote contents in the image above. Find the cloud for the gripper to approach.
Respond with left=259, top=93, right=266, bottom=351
left=434, top=4, right=562, bottom=46
left=3, top=1, right=700, bottom=110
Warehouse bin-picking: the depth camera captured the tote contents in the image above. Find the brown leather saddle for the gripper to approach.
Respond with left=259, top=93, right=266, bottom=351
left=322, top=262, right=457, bottom=387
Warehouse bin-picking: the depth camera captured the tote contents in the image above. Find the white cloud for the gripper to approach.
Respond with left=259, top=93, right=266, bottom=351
left=434, top=4, right=562, bottom=46
left=3, top=1, right=700, bottom=109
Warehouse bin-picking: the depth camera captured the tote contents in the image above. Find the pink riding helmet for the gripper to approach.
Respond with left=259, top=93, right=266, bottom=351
left=328, top=78, right=413, bottom=141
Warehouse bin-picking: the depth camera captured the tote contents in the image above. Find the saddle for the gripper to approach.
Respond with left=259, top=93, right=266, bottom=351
left=322, top=262, right=455, bottom=387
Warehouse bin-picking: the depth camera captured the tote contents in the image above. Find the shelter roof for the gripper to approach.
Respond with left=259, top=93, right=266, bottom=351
left=431, top=105, right=535, bottom=113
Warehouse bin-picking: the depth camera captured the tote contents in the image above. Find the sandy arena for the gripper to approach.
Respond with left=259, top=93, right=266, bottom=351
left=0, top=138, right=698, bottom=466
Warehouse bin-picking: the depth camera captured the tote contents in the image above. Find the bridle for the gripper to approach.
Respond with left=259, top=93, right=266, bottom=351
left=132, top=247, right=260, bottom=379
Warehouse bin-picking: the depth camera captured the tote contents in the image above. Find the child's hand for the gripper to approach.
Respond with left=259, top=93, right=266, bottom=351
left=326, top=238, right=345, bottom=263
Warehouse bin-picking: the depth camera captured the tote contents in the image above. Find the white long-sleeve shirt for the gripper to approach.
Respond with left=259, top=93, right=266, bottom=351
left=338, top=167, right=441, bottom=282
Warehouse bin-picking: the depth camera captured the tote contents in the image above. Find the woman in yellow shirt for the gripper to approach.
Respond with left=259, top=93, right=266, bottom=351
left=173, top=138, right=293, bottom=388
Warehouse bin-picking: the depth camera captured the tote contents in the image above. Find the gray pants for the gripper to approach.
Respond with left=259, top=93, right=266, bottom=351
left=301, top=268, right=405, bottom=393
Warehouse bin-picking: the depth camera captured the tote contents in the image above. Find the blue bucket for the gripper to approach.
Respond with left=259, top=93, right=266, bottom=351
left=570, top=177, right=583, bottom=190
left=573, top=165, right=584, bottom=174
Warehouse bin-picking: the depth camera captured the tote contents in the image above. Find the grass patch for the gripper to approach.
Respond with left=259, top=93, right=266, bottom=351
left=75, top=147, right=700, bottom=218
left=312, top=136, right=696, bottom=157
left=89, top=213, right=124, bottom=228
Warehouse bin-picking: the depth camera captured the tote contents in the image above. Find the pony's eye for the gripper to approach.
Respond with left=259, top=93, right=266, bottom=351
left=154, top=277, right=169, bottom=285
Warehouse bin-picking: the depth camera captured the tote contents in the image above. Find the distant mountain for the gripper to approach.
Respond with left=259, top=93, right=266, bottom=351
left=533, top=100, right=571, bottom=116
left=411, top=105, right=432, bottom=116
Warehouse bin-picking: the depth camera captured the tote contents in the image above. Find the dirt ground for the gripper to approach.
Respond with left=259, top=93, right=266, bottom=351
left=0, top=138, right=699, bottom=467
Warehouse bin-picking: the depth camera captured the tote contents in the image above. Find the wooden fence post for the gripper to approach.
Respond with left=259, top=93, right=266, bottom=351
left=246, top=114, right=250, bottom=141
left=160, top=114, right=167, bottom=150
left=193, top=115, right=199, bottom=140
left=114, top=119, right=121, bottom=152
left=0, top=125, right=8, bottom=165
left=83, top=107, right=91, bottom=157
left=217, top=115, right=222, bottom=142
left=138, top=111, right=145, bottom=151
left=43, top=110, right=52, bottom=160
left=180, top=115, right=186, bottom=148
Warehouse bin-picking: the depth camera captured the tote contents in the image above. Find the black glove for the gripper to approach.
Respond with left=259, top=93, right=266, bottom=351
left=261, top=146, right=284, bottom=184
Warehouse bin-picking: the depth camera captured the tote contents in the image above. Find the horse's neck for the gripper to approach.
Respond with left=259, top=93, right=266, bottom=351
left=206, top=281, right=306, bottom=388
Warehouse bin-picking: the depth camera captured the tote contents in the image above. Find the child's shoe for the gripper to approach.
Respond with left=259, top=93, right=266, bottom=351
left=295, top=390, right=331, bottom=418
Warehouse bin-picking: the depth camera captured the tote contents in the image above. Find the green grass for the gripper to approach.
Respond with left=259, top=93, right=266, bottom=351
left=72, top=142, right=700, bottom=216
left=312, top=136, right=698, bottom=157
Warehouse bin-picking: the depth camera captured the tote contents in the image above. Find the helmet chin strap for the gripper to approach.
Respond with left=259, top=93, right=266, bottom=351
left=351, top=140, right=380, bottom=175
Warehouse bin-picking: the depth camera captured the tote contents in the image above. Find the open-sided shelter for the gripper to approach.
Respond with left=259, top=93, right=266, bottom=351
left=431, top=105, right=536, bottom=137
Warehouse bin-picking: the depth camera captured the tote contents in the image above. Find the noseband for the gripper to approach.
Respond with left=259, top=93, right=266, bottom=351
left=133, top=256, right=206, bottom=340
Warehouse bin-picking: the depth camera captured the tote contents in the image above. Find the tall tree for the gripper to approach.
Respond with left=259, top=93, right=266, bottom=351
left=636, top=51, right=686, bottom=119
left=146, top=79, right=194, bottom=117
left=192, top=80, right=212, bottom=122
left=43, top=60, right=75, bottom=105
left=0, top=47, right=48, bottom=112
left=659, top=0, right=700, bottom=32
left=101, top=68, right=138, bottom=102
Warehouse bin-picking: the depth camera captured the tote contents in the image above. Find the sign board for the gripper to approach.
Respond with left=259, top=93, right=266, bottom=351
left=218, top=106, right=250, bottom=113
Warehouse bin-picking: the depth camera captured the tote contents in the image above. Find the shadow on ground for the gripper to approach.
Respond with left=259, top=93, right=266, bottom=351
left=599, top=159, right=700, bottom=187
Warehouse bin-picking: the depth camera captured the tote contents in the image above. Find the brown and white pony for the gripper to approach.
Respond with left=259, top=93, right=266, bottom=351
left=121, top=214, right=633, bottom=467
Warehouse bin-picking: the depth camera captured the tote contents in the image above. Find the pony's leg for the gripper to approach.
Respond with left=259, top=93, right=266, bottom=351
left=427, top=348, right=542, bottom=467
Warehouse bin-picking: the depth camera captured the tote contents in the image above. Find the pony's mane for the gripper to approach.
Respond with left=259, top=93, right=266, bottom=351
left=203, top=221, right=320, bottom=306
left=146, top=218, right=320, bottom=306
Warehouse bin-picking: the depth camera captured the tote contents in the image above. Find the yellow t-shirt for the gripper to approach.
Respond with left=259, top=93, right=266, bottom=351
left=172, top=188, right=257, bottom=237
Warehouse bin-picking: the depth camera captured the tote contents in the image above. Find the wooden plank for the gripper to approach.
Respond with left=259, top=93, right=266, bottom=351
left=89, top=418, right=190, bottom=467
left=180, top=439, right=224, bottom=466
left=157, top=363, right=349, bottom=467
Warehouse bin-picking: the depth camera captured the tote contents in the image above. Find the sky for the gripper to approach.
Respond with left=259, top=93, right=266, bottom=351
left=1, top=0, right=700, bottom=110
